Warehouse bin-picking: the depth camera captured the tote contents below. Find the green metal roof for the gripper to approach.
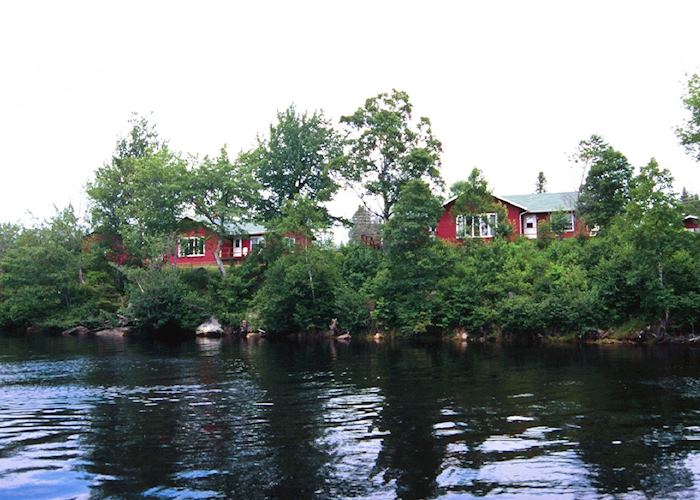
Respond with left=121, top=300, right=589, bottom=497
left=499, top=192, right=578, bottom=213
left=184, top=216, right=267, bottom=236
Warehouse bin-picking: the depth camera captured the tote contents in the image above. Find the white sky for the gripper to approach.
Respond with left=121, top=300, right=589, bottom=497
left=1, top=1, right=699, bottom=238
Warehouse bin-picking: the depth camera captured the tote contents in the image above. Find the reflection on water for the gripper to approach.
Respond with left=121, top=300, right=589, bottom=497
left=1, top=335, right=700, bottom=498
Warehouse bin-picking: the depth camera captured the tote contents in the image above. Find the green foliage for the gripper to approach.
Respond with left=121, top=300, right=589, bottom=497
left=576, top=135, right=633, bottom=230
left=0, top=223, right=21, bottom=258
left=379, top=181, right=448, bottom=333
left=255, top=247, right=340, bottom=334
left=676, top=73, right=700, bottom=162
left=535, top=171, right=547, bottom=193
left=86, top=114, right=163, bottom=236
left=550, top=211, right=571, bottom=237
left=341, top=90, right=443, bottom=222
left=0, top=207, right=118, bottom=330
left=123, top=267, right=210, bottom=334
left=251, top=106, right=343, bottom=227
left=87, top=116, right=188, bottom=264
left=187, top=147, right=259, bottom=275
left=450, top=168, right=510, bottom=239
left=680, top=187, right=700, bottom=215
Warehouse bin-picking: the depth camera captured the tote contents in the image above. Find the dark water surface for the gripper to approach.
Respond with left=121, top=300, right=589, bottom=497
left=1, top=336, right=700, bottom=499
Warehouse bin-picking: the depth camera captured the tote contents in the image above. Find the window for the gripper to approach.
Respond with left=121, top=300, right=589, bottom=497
left=456, top=213, right=497, bottom=239
left=564, top=212, right=575, bottom=232
left=179, top=237, right=205, bottom=257
left=250, top=236, right=265, bottom=247
left=233, top=238, right=243, bottom=257
left=284, top=236, right=296, bottom=246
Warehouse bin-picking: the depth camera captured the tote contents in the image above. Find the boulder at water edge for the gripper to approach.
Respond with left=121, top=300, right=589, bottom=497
left=196, top=317, right=223, bottom=337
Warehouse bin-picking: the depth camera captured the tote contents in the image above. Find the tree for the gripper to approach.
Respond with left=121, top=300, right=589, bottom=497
left=0, top=223, right=21, bottom=259
left=341, top=90, right=443, bottom=222
left=676, top=73, right=700, bottom=162
left=86, top=114, right=164, bottom=236
left=255, top=247, right=340, bottom=334
left=187, top=148, right=259, bottom=276
left=120, top=147, right=188, bottom=264
left=621, top=158, right=684, bottom=331
left=680, top=187, right=700, bottom=215
left=535, top=171, right=547, bottom=193
left=87, top=116, right=188, bottom=264
left=251, top=106, right=343, bottom=227
left=378, top=180, right=447, bottom=333
left=575, top=135, right=633, bottom=230
left=0, top=207, right=97, bottom=329
left=449, top=168, right=511, bottom=238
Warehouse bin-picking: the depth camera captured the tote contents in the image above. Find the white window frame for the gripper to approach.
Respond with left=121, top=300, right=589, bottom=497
left=178, top=237, right=205, bottom=257
left=250, top=236, right=265, bottom=247
left=456, top=213, right=497, bottom=239
left=564, top=212, right=575, bottom=232
left=233, top=238, right=243, bottom=257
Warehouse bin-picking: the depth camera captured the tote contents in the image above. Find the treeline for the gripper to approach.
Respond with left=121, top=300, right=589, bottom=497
left=1, top=83, right=699, bottom=337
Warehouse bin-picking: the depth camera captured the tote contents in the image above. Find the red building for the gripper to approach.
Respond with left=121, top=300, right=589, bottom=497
left=169, top=218, right=268, bottom=268
left=436, top=191, right=583, bottom=241
left=684, top=215, right=699, bottom=233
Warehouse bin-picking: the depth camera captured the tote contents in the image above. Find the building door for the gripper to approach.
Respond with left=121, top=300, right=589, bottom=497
left=523, top=214, right=537, bottom=239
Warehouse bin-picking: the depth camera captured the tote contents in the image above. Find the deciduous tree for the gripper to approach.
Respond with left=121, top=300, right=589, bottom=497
left=575, top=135, right=633, bottom=230
left=187, top=148, right=259, bottom=276
left=251, top=106, right=343, bottom=228
left=341, top=90, right=442, bottom=222
left=676, top=73, right=700, bottom=161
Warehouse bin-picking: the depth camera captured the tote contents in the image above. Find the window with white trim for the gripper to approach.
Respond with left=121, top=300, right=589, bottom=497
left=564, top=212, right=575, bottom=232
left=250, top=236, right=265, bottom=247
left=179, top=237, right=205, bottom=257
left=456, top=213, right=497, bottom=238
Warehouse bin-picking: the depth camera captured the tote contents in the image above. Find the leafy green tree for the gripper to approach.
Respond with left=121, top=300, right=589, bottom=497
left=0, top=207, right=113, bottom=330
left=251, top=106, right=343, bottom=227
left=341, top=90, right=443, bottom=222
left=87, top=115, right=187, bottom=264
left=122, top=267, right=210, bottom=334
left=255, top=246, right=340, bottom=334
left=535, top=171, right=547, bottom=193
left=620, top=159, right=685, bottom=330
left=120, top=147, right=188, bottom=264
left=676, top=73, right=700, bottom=161
left=680, top=187, right=700, bottom=215
left=187, top=148, right=259, bottom=276
left=449, top=168, right=511, bottom=238
left=550, top=211, right=571, bottom=238
left=378, top=180, right=447, bottom=333
left=0, top=223, right=21, bottom=259
left=86, top=114, right=163, bottom=236
left=576, top=135, right=633, bottom=230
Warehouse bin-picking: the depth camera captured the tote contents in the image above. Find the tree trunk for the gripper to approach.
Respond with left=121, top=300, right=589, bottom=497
left=214, top=237, right=226, bottom=277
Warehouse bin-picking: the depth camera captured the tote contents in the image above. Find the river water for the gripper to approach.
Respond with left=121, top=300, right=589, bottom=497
left=1, top=335, right=700, bottom=499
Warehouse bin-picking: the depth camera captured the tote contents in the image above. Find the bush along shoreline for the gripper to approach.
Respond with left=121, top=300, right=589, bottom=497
left=1, top=93, right=699, bottom=341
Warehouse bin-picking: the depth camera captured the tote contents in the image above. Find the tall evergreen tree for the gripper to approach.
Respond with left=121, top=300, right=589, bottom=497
left=535, top=171, right=547, bottom=193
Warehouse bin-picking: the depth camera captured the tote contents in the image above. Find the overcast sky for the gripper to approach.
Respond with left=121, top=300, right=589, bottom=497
left=1, top=1, right=698, bottom=236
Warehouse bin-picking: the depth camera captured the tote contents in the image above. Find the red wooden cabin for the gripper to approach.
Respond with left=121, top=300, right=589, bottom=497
left=436, top=191, right=584, bottom=242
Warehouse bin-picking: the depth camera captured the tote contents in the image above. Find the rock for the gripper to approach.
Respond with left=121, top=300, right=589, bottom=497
left=196, top=317, right=223, bottom=337
left=62, top=326, right=90, bottom=336
left=94, top=327, right=130, bottom=337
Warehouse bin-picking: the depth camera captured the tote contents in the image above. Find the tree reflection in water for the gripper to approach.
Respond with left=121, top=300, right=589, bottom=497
left=1, top=335, right=700, bottom=498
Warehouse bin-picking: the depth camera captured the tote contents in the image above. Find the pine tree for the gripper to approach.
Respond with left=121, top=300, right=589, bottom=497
left=535, top=171, right=547, bottom=193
